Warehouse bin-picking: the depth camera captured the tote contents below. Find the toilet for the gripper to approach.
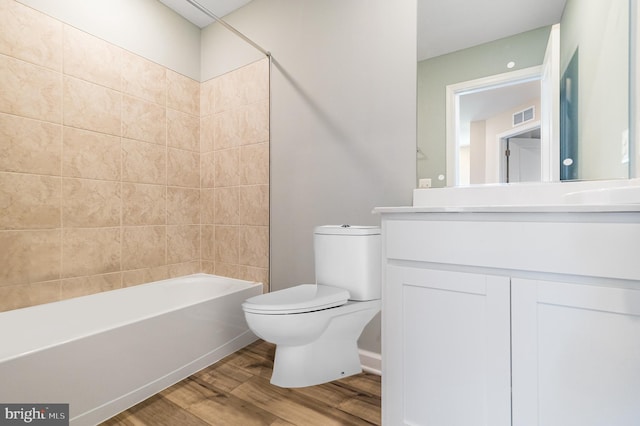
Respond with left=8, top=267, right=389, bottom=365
left=242, top=225, right=381, bottom=388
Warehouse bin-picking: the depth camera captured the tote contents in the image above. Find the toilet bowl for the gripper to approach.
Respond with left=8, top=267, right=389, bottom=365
left=243, top=285, right=381, bottom=387
left=241, top=225, right=381, bottom=388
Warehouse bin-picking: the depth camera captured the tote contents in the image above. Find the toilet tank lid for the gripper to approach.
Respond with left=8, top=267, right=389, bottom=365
left=242, top=284, right=350, bottom=314
left=314, top=225, right=380, bottom=236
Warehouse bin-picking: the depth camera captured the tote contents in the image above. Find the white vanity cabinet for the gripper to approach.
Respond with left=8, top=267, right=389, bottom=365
left=379, top=209, right=640, bottom=426
left=511, top=278, right=640, bottom=426
left=384, top=265, right=511, bottom=425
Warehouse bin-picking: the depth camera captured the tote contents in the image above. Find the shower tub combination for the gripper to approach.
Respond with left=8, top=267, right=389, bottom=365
left=0, top=273, right=262, bottom=425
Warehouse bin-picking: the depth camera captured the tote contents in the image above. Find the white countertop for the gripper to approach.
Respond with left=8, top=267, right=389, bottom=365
left=374, top=204, right=640, bottom=214
left=375, top=179, right=640, bottom=214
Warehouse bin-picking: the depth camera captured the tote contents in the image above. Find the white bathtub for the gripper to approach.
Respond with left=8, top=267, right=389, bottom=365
left=0, top=273, right=263, bottom=425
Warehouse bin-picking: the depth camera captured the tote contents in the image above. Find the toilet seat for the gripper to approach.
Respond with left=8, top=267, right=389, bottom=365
left=242, top=284, right=350, bottom=314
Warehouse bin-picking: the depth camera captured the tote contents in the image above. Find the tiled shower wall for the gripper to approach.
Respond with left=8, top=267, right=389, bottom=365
left=0, top=0, right=269, bottom=312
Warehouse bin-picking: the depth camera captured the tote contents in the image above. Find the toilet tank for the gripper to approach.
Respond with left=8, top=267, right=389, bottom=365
left=313, top=225, right=381, bottom=301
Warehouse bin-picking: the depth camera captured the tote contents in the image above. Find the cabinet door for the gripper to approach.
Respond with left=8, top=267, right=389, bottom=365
left=383, top=266, right=511, bottom=426
left=512, top=278, right=640, bottom=426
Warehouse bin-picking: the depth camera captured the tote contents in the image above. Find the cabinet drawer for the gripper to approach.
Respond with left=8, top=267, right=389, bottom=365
left=383, top=216, right=640, bottom=281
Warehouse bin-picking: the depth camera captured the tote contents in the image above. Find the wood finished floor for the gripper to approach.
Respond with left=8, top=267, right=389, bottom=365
left=101, top=340, right=381, bottom=426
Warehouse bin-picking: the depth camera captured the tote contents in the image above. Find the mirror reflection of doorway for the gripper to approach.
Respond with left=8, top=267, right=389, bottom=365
left=446, top=24, right=560, bottom=186
left=501, top=128, right=542, bottom=183
left=456, top=77, right=542, bottom=185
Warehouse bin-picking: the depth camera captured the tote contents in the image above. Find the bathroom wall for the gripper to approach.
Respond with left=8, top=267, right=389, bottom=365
left=200, top=59, right=270, bottom=291
left=14, top=0, right=201, bottom=80
left=0, top=0, right=269, bottom=311
left=200, top=0, right=417, bottom=354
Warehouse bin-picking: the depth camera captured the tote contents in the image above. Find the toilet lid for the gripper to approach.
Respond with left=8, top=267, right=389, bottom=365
left=242, top=284, right=350, bottom=314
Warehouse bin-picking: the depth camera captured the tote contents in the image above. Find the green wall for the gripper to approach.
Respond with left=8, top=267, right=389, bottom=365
left=417, top=26, right=552, bottom=186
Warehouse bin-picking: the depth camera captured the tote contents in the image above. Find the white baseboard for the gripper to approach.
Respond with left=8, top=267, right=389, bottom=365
left=359, top=349, right=381, bottom=376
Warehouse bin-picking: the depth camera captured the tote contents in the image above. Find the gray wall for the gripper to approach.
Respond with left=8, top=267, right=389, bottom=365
left=417, top=26, right=551, bottom=186
left=201, top=0, right=417, bottom=354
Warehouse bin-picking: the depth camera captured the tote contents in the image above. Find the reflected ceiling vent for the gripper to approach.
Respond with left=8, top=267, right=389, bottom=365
left=513, top=106, right=535, bottom=126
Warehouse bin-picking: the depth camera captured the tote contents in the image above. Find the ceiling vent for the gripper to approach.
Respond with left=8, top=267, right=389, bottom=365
left=513, top=106, right=535, bottom=127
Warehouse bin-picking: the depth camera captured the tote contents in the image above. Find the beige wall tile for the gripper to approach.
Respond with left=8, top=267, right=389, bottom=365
left=0, top=38, right=270, bottom=310
left=122, top=226, right=166, bottom=270
left=0, top=55, right=62, bottom=123
left=122, top=95, right=166, bottom=145
left=200, top=79, right=215, bottom=117
left=60, top=272, right=122, bottom=299
left=239, top=185, right=269, bottom=226
left=200, top=114, right=215, bottom=153
left=214, top=225, right=238, bottom=264
left=63, top=76, right=121, bottom=135
left=201, top=188, right=215, bottom=224
left=122, top=51, right=166, bottom=105
left=167, top=261, right=199, bottom=278
left=0, top=113, right=61, bottom=175
left=240, top=142, right=269, bottom=185
left=168, top=148, right=199, bottom=188
left=0, top=0, right=62, bottom=70
left=167, top=187, right=200, bottom=225
left=201, top=261, right=215, bottom=275
left=0, top=280, right=61, bottom=312
left=167, top=69, right=199, bottom=116
left=214, top=187, right=239, bottom=225
left=211, top=72, right=237, bottom=114
left=239, top=225, right=269, bottom=268
left=168, top=108, right=199, bottom=152
left=201, top=225, right=215, bottom=261
left=0, top=172, right=60, bottom=230
left=238, top=266, right=269, bottom=292
left=62, top=178, right=121, bottom=228
left=240, top=100, right=269, bottom=145
left=122, top=183, right=166, bottom=226
left=0, top=229, right=61, bottom=286
left=213, top=110, right=241, bottom=151
left=200, top=151, right=216, bottom=188
left=167, top=225, right=200, bottom=264
left=237, top=58, right=270, bottom=106
left=214, top=148, right=240, bottom=187
left=122, top=138, right=166, bottom=185
left=214, top=262, right=240, bottom=280
left=62, top=227, right=120, bottom=278
left=63, top=25, right=121, bottom=90
left=122, top=266, right=169, bottom=287
left=213, top=59, right=269, bottom=112
left=62, top=127, right=121, bottom=180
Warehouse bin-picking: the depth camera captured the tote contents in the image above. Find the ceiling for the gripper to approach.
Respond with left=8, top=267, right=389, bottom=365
left=160, top=0, right=566, bottom=61
left=460, top=80, right=541, bottom=122
left=418, top=0, right=566, bottom=60
left=158, top=0, right=252, bottom=27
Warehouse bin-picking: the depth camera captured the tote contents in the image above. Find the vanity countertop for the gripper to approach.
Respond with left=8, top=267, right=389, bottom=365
left=377, top=179, right=640, bottom=214
left=374, top=203, right=640, bottom=214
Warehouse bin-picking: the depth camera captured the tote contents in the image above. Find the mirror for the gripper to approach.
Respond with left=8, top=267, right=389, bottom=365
left=417, top=0, right=632, bottom=187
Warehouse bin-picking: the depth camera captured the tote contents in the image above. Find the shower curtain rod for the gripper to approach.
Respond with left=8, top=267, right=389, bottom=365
left=185, top=0, right=270, bottom=57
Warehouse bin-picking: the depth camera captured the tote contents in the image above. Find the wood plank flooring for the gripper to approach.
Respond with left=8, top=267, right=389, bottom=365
left=101, top=340, right=381, bottom=426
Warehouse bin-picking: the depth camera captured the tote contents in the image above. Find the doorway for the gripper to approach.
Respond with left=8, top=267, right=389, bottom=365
left=500, top=127, right=541, bottom=183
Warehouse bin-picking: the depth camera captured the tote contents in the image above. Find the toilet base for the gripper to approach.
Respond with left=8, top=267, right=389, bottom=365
left=271, top=338, right=362, bottom=387
left=268, top=300, right=380, bottom=388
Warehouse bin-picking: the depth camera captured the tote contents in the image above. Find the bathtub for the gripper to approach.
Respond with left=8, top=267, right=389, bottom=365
left=0, top=273, right=263, bottom=425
